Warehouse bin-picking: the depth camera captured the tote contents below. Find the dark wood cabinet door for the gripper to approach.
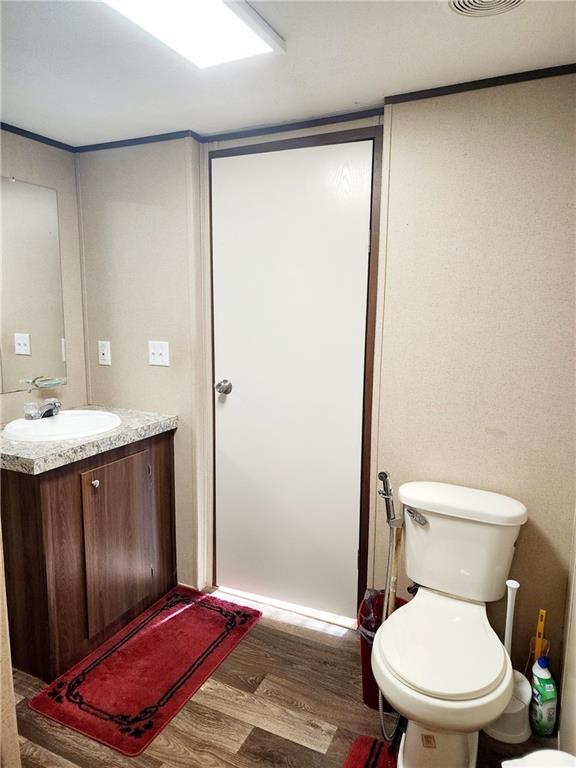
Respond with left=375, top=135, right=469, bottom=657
left=81, top=449, right=153, bottom=638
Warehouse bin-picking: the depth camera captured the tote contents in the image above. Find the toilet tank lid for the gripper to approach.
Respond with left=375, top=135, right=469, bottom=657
left=398, top=482, right=527, bottom=526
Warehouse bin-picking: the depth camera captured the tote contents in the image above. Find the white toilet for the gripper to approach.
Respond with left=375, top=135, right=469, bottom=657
left=371, top=481, right=528, bottom=768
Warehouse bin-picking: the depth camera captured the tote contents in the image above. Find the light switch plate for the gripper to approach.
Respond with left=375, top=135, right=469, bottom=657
left=98, top=340, right=111, bottom=366
left=14, top=332, right=31, bottom=355
left=148, top=341, right=170, bottom=366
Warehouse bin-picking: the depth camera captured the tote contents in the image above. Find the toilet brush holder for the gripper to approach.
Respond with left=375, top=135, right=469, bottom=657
left=484, top=579, right=531, bottom=743
left=484, top=670, right=532, bottom=743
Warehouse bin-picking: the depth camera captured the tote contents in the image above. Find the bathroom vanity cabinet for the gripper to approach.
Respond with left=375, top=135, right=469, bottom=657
left=1, top=430, right=176, bottom=681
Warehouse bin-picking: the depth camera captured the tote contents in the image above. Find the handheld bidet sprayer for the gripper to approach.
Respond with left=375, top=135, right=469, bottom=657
left=377, top=472, right=403, bottom=623
left=378, top=471, right=403, bottom=529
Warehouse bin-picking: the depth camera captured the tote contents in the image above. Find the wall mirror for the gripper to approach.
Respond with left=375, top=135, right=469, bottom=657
left=1, top=176, right=67, bottom=394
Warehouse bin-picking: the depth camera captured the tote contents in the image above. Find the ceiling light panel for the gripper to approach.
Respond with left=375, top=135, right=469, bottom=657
left=105, top=0, right=284, bottom=69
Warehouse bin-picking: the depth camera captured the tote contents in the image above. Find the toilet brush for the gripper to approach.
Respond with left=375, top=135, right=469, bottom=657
left=484, top=580, right=532, bottom=744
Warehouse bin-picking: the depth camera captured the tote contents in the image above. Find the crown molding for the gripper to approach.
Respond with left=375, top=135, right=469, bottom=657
left=2, top=63, right=574, bottom=153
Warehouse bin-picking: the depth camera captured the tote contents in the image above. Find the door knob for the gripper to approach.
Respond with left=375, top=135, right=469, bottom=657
left=215, top=379, right=232, bottom=395
left=91, top=479, right=100, bottom=488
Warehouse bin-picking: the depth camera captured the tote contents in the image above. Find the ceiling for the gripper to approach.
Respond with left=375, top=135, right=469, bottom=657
left=1, top=0, right=575, bottom=146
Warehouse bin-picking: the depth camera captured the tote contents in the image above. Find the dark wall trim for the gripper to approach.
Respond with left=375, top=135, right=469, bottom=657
left=74, top=128, right=204, bottom=153
left=384, top=63, right=576, bottom=105
left=2, top=63, right=574, bottom=154
left=0, top=121, right=75, bottom=152
left=0, top=109, right=382, bottom=153
left=209, top=125, right=383, bottom=159
left=204, top=107, right=384, bottom=143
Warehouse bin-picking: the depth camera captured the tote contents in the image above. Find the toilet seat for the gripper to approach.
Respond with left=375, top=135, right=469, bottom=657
left=372, top=588, right=513, bottom=733
left=376, top=588, right=507, bottom=701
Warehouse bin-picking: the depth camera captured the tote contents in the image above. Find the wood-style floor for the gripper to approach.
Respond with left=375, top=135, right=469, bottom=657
left=13, top=599, right=553, bottom=768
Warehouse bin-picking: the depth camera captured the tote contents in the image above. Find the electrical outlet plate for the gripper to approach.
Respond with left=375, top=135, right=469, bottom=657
left=14, top=332, right=31, bottom=355
left=148, top=341, right=170, bottom=366
left=98, top=340, right=111, bottom=366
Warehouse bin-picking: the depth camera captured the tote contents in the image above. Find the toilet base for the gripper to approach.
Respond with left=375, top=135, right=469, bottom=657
left=398, top=722, right=479, bottom=768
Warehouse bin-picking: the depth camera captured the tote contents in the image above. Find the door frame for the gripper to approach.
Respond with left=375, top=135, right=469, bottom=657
left=208, top=125, right=383, bottom=608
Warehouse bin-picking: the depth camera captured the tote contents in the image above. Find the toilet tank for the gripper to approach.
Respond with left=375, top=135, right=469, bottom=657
left=399, top=482, right=527, bottom=602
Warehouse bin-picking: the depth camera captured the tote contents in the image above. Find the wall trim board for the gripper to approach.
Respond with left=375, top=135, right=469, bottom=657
left=0, top=122, right=75, bottom=152
left=203, top=107, right=384, bottom=143
left=0, top=123, right=203, bottom=152
left=384, top=63, right=576, bottom=104
left=0, top=111, right=383, bottom=154
left=208, top=125, right=384, bottom=159
left=74, top=129, right=204, bottom=153
left=3, top=62, right=574, bottom=155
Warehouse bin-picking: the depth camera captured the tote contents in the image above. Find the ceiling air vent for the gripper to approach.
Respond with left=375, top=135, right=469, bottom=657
left=449, top=0, right=525, bottom=16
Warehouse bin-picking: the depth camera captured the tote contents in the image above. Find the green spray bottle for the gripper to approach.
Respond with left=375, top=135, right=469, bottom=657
left=529, top=656, right=557, bottom=736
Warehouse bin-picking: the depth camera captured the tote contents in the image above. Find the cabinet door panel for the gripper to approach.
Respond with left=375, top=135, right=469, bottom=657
left=81, top=450, right=153, bottom=638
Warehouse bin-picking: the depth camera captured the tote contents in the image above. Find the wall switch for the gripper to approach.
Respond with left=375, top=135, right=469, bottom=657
left=98, top=340, right=111, bottom=366
left=14, top=333, right=31, bottom=355
left=148, top=341, right=170, bottom=367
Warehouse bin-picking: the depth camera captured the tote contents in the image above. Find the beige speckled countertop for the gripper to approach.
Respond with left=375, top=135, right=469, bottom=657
left=1, top=406, right=178, bottom=475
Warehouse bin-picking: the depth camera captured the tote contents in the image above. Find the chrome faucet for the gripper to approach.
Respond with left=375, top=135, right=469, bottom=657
left=24, top=398, right=62, bottom=420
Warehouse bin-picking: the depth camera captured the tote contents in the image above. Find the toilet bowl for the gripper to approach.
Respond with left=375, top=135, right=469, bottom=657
left=373, top=588, right=513, bottom=732
left=371, top=481, right=527, bottom=768
left=373, top=588, right=513, bottom=767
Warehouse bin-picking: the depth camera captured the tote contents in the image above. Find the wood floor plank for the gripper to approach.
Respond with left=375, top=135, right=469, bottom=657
left=194, top=678, right=337, bottom=754
left=19, top=736, right=80, bottom=768
left=250, top=624, right=361, bottom=667
left=238, top=726, right=346, bottom=768
left=16, top=701, right=162, bottom=768
left=143, top=727, right=243, bottom=768
left=151, top=699, right=253, bottom=755
left=237, top=629, right=360, bottom=684
left=230, top=625, right=365, bottom=704
left=257, top=615, right=359, bottom=651
left=255, top=673, right=381, bottom=737
left=210, top=644, right=268, bottom=693
left=14, top=669, right=46, bottom=699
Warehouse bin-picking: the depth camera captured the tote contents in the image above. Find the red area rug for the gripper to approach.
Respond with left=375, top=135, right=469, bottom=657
left=29, top=587, right=261, bottom=756
left=344, top=736, right=397, bottom=768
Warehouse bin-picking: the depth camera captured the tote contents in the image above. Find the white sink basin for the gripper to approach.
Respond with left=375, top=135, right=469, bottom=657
left=2, top=409, right=122, bottom=443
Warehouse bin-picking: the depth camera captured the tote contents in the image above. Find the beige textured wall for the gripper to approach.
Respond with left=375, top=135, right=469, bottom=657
left=560, top=509, right=576, bottom=753
left=373, top=75, right=576, bottom=672
left=0, top=130, right=87, bottom=422
left=77, top=138, right=203, bottom=587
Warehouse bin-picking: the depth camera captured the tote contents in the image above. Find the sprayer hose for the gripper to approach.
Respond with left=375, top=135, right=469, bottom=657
left=377, top=529, right=399, bottom=742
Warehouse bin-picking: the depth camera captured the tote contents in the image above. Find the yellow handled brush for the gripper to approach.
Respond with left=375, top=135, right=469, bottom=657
left=534, top=608, right=547, bottom=660
left=524, top=608, right=550, bottom=675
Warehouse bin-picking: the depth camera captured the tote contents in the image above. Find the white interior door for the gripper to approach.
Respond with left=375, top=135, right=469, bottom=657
left=211, top=139, right=374, bottom=619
